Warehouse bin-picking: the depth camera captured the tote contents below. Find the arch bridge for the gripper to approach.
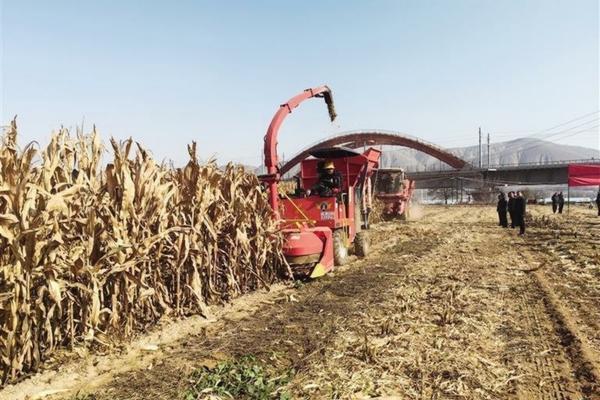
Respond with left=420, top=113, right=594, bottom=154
left=279, top=129, right=471, bottom=175
left=277, top=130, right=596, bottom=189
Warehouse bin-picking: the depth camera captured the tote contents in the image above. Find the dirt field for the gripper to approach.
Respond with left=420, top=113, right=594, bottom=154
left=3, top=205, right=600, bottom=400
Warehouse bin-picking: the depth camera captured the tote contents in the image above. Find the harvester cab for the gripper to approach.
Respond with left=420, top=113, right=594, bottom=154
left=259, top=86, right=380, bottom=278
left=374, top=168, right=416, bottom=220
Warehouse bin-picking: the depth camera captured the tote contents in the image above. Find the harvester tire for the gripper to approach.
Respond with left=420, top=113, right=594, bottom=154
left=333, top=230, right=349, bottom=266
left=355, top=231, right=370, bottom=257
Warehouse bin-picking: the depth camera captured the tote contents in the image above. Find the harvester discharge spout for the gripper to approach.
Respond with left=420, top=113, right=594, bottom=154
left=262, top=86, right=336, bottom=216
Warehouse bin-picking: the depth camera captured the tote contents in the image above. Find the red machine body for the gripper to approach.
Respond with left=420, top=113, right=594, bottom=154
left=259, top=86, right=380, bottom=278
left=374, top=168, right=415, bottom=220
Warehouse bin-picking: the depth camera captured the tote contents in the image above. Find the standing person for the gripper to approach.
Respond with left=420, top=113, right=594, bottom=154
left=497, top=193, right=508, bottom=227
left=551, top=192, right=558, bottom=214
left=596, top=188, right=600, bottom=216
left=557, top=191, right=565, bottom=214
left=507, top=191, right=516, bottom=228
left=515, top=191, right=527, bottom=235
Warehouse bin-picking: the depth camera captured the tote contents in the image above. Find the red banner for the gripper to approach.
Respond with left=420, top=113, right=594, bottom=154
left=568, top=164, right=600, bottom=187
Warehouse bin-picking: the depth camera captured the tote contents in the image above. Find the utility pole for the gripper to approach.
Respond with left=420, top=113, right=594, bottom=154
left=456, top=178, right=459, bottom=204
left=478, top=127, right=482, bottom=168
left=487, top=133, right=490, bottom=167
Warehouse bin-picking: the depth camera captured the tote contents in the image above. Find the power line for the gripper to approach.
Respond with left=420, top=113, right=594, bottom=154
left=381, top=111, right=599, bottom=168
left=463, top=125, right=598, bottom=164
left=490, top=116, right=599, bottom=155
left=522, top=110, right=599, bottom=138
left=469, top=110, right=599, bottom=151
left=508, top=125, right=599, bottom=155
left=465, top=111, right=599, bottom=157
left=400, top=111, right=600, bottom=148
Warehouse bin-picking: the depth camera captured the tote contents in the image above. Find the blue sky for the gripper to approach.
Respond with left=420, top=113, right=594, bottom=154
left=1, top=0, right=598, bottom=166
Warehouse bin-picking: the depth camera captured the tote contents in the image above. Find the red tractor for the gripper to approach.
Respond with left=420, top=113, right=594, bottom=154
left=259, top=86, right=380, bottom=278
left=374, top=168, right=415, bottom=220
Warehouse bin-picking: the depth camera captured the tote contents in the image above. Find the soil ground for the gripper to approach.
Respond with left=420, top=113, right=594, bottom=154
left=3, top=205, right=600, bottom=399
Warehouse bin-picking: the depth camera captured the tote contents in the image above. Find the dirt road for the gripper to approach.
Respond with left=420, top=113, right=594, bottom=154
left=4, top=205, right=600, bottom=399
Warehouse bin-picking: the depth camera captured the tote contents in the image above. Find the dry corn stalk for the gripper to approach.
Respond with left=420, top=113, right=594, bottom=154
left=277, top=179, right=297, bottom=195
left=367, top=197, right=385, bottom=224
left=0, top=120, right=286, bottom=384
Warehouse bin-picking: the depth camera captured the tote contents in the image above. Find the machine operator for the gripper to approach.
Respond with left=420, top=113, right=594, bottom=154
left=310, top=160, right=342, bottom=197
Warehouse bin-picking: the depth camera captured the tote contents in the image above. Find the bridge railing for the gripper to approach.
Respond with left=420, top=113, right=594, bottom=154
left=483, top=158, right=599, bottom=168
left=403, top=158, right=600, bottom=174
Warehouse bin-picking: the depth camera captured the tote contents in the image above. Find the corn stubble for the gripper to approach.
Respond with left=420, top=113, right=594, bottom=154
left=0, top=120, right=286, bottom=383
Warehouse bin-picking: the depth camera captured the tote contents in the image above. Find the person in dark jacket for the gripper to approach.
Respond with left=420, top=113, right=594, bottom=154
left=311, top=160, right=342, bottom=197
left=514, top=191, right=526, bottom=235
left=497, top=193, right=508, bottom=227
left=507, top=191, right=516, bottom=228
left=557, top=191, right=565, bottom=214
left=596, top=188, right=600, bottom=216
left=551, top=192, right=558, bottom=214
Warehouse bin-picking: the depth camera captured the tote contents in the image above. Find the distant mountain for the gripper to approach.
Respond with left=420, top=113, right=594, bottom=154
left=381, top=138, right=600, bottom=171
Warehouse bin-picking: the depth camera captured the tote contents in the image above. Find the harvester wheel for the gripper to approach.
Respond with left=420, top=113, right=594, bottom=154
left=355, top=231, right=370, bottom=257
left=333, top=229, right=349, bottom=266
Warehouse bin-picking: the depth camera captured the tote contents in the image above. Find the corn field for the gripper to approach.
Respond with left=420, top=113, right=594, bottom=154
left=0, top=120, right=286, bottom=384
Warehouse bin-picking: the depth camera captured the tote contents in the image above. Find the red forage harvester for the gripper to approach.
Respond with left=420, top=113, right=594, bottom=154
left=374, top=168, right=415, bottom=220
left=259, top=86, right=380, bottom=278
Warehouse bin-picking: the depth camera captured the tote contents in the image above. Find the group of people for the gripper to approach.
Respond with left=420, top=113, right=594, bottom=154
left=550, top=192, right=565, bottom=214
left=496, top=189, right=600, bottom=234
left=496, top=191, right=527, bottom=235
